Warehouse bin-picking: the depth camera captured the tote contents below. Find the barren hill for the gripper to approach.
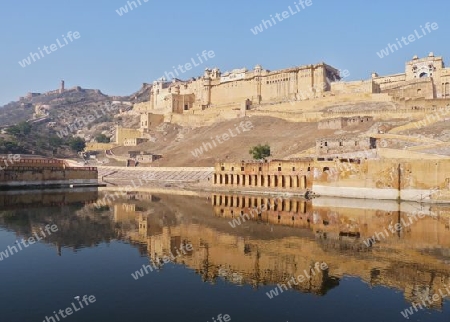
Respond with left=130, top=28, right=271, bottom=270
left=110, top=115, right=376, bottom=167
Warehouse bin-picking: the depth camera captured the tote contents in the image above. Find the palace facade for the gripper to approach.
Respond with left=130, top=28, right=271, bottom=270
left=138, top=52, right=450, bottom=118
left=146, top=62, right=341, bottom=112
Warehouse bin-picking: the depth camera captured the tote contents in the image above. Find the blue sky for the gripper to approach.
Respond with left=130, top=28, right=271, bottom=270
left=0, top=0, right=449, bottom=106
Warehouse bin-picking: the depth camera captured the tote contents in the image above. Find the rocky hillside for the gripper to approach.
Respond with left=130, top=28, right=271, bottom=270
left=0, top=83, right=152, bottom=157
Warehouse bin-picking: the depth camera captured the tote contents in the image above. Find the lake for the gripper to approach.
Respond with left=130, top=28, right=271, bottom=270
left=1, top=189, right=449, bottom=322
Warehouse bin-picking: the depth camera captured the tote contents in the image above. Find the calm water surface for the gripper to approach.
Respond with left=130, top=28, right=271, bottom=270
left=1, top=189, right=450, bottom=322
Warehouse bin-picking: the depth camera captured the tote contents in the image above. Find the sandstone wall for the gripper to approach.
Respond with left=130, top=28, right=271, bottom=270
left=0, top=167, right=98, bottom=187
left=85, top=142, right=117, bottom=151
left=115, top=126, right=143, bottom=145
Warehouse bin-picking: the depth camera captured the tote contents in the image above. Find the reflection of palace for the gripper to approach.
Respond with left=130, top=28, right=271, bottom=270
left=212, top=194, right=450, bottom=242
left=110, top=193, right=450, bottom=307
left=6, top=191, right=447, bottom=308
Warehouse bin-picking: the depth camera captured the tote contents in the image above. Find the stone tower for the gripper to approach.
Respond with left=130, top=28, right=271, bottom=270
left=202, top=69, right=212, bottom=107
left=60, top=80, right=65, bottom=94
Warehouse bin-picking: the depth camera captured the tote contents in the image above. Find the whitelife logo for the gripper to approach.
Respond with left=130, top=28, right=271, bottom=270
left=116, top=0, right=149, bottom=16
left=266, top=262, right=329, bottom=299
left=376, top=22, right=438, bottom=59
left=42, top=295, right=96, bottom=322
left=18, top=31, right=81, bottom=68
left=0, top=224, right=58, bottom=261
left=250, top=0, right=313, bottom=35
left=56, top=102, right=120, bottom=138
left=131, top=243, right=193, bottom=280
left=191, top=121, right=253, bottom=158
left=0, top=154, right=21, bottom=171
left=161, top=50, right=215, bottom=81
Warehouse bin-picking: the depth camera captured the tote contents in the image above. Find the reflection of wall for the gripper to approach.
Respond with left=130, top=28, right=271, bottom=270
left=0, top=189, right=98, bottom=209
left=106, top=194, right=450, bottom=306
left=144, top=223, right=338, bottom=294
left=212, top=194, right=450, bottom=246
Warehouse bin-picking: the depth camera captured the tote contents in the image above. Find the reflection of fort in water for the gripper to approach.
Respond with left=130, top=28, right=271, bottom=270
left=1, top=190, right=449, bottom=307
left=112, top=192, right=450, bottom=308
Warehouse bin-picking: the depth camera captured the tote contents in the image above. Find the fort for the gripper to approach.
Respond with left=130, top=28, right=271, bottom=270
left=115, top=52, right=450, bottom=143
left=97, top=52, right=450, bottom=202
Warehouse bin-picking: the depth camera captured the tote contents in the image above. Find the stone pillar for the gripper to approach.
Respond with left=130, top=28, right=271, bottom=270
left=278, top=175, right=283, bottom=188
left=270, top=198, right=275, bottom=210
left=292, top=175, right=298, bottom=188
left=300, top=176, right=306, bottom=189
left=292, top=200, right=298, bottom=212
left=285, top=200, right=291, bottom=212
left=300, top=201, right=306, bottom=213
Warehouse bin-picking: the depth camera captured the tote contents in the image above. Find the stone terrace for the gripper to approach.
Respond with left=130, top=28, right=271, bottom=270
left=97, top=166, right=214, bottom=186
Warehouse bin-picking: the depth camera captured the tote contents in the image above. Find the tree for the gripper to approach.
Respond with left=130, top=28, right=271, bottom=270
left=6, top=122, right=31, bottom=136
left=48, top=135, right=63, bottom=147
left=249, top=144, right=271, bottom=160
left=68, top=137, right=86, bottom=152
left=95, top=134, right=110, bottom=143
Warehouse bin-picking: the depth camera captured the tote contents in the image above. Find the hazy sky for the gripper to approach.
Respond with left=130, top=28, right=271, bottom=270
left=0, top=0, right=449, bottom=106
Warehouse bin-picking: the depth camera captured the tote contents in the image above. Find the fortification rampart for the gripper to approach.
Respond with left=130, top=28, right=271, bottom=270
left=0, top=167, right=98, bottom=188
left=213, top=156, right=450, bottom=202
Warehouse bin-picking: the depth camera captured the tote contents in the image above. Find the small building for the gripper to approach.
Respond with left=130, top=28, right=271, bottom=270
left=128, top=151, right=162, bottom=163
left=213, top=159, right=314, bottom=190
left=316, top=136, right=376, bottom=156
left=140, top=113, right=164, bottom=131
left=123, top=138, right=149, bottom=146
left=318, top=116, right=373, bottom=130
